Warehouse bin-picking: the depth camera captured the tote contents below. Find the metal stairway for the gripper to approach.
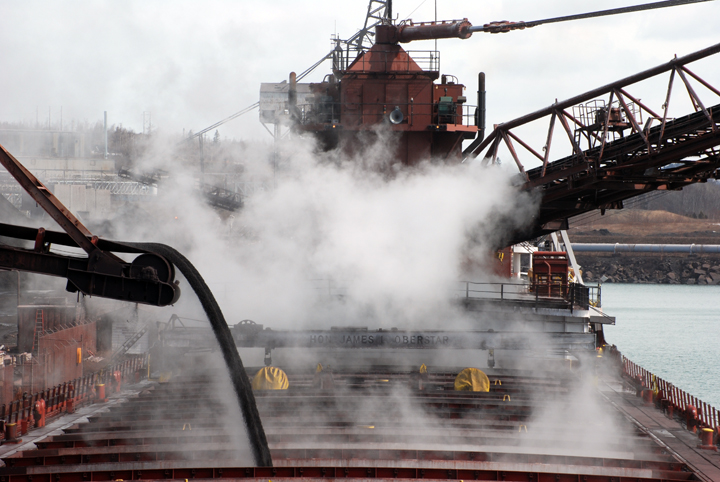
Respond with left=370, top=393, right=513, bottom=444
left=107, top=323, right=151, bottom=366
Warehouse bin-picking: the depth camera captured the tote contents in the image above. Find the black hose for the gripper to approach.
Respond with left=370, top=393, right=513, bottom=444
left=119, top=241, right=272, bottom=467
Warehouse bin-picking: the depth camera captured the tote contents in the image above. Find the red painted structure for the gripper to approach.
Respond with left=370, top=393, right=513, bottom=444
left=530, top=251, right=569, bottom=297
left=0, top=355, right=146, bottom=441
left=295, top=24, right=478, bottom=165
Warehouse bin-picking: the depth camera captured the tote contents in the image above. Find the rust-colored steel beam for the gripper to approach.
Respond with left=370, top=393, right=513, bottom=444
left=461, top=42, right=720, bottom=245
left=0, top=144, right=96, bottom=255
left=0, top=144, right=181, bottom=306
left=464, top=41, right=720, bottom=160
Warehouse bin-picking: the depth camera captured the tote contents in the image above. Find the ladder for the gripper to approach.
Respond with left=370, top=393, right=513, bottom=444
left=107, top=323, right=151, bottom=366
left=31, top=309, right=44, bottom=354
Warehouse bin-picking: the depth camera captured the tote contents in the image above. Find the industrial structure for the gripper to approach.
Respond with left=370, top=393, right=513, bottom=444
left=1, top=0, right=720, bottom=480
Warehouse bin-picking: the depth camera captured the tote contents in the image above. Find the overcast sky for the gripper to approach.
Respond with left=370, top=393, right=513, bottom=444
left=2, top=0, right=719, bottom=144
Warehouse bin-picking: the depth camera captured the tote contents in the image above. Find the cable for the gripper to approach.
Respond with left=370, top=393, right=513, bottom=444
left=404, top=0, right=428, bottom=20
left=297, top=50, right=335, bottom=81
left=469, top=0, right=713, bottom=33
left=185, top=103, right=259, bottom=142
left=113, top=241, right=273, bottom=467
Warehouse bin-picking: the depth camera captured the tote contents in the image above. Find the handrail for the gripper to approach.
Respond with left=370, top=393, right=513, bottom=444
left=622, top=355, right=719, bottom=429
left=297, top=101, right=478, bottom=128
left=0, top=354, right=148, bottom=439
left=457, top=280, right=592, bottom=310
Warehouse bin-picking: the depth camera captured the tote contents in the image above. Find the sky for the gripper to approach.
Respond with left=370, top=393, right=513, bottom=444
left=2, top=0, right=719, bottom=145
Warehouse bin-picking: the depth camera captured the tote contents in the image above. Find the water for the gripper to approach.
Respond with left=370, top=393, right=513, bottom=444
left=602, top=283, right=720, bottom=409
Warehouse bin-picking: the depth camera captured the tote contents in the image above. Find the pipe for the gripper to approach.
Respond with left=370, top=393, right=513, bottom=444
left=571, top=243, right=720, bottom=254
left=476, top=72, right=486, bottom=142
left=288, top=72, right=299, bottom=122
left=375, top=20, right=472, bottom=44
left=103, top=111, right=108, bottom=160
left=396, top=19, right=472, bottom=43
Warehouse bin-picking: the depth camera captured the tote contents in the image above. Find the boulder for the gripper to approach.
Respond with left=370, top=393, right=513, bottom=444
left=667, top=272, right=677, bottom=280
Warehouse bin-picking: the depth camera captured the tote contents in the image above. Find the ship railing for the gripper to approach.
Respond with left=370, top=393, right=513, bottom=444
left=297, top=101, right=479, bottom=129
left=458, top=281, right=591, bottom=311
left=0, top=354, right=148, bottom=440
left=311, top=279, right=348, bottom=298
left=342, top=49, right=441, bottom=74
left=457, top=281, right=530, bottom=302
left=622, top=355, right=719, bottom=430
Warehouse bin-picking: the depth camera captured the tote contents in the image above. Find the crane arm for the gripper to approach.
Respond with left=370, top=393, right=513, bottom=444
left=0, top=142, right=180, bottom=306
left=469, top=0, right=713, bottom=34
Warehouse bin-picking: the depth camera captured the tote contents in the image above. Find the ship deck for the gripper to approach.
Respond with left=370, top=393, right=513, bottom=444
left=1, top=355, right=720, bottom=482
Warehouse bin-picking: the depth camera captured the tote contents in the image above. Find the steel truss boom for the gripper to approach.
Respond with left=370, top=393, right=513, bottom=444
left=463, top=42, right=720, bottom=243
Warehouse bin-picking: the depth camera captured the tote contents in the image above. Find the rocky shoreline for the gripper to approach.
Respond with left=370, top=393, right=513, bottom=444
left=575, top=254, right=720, bottom=285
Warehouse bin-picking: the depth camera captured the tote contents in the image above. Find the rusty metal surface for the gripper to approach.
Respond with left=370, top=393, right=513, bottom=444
left=0, top=143, right=181, bottom=307
left=461, top=43, right=720, bottom=243
left=0, top=143, right=95, bottom=254
left=0, top=465, right=697, bottom=482
left=1, top=363, right=714, bottom=481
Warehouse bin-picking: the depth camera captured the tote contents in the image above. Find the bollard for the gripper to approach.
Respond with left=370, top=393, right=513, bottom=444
left=699, top=428, right=717, bottom=450
left=667, top=404, right=674, bottom=419
left=95, top=383, right=107, bottom=403
left=642, top=389, right=653, bottom=405
left=3, top=423, right=21, bottom=444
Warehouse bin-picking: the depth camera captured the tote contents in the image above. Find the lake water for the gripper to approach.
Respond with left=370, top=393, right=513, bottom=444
left=601, top=283, right=720, bottom=409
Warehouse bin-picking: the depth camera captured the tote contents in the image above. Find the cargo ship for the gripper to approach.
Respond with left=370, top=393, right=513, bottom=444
left=1, top=1, right=720, bottom=481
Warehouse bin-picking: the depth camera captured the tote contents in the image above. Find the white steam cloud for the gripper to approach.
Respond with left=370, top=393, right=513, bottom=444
left=103, top=132, right=537, bottom=330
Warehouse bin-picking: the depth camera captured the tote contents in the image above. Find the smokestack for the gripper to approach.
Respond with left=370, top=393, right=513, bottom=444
left=104, top=111, right=108, bottom=159
left=475, top=72, right=486, bottom=142
left=288, top=72, right=300, bottom=122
